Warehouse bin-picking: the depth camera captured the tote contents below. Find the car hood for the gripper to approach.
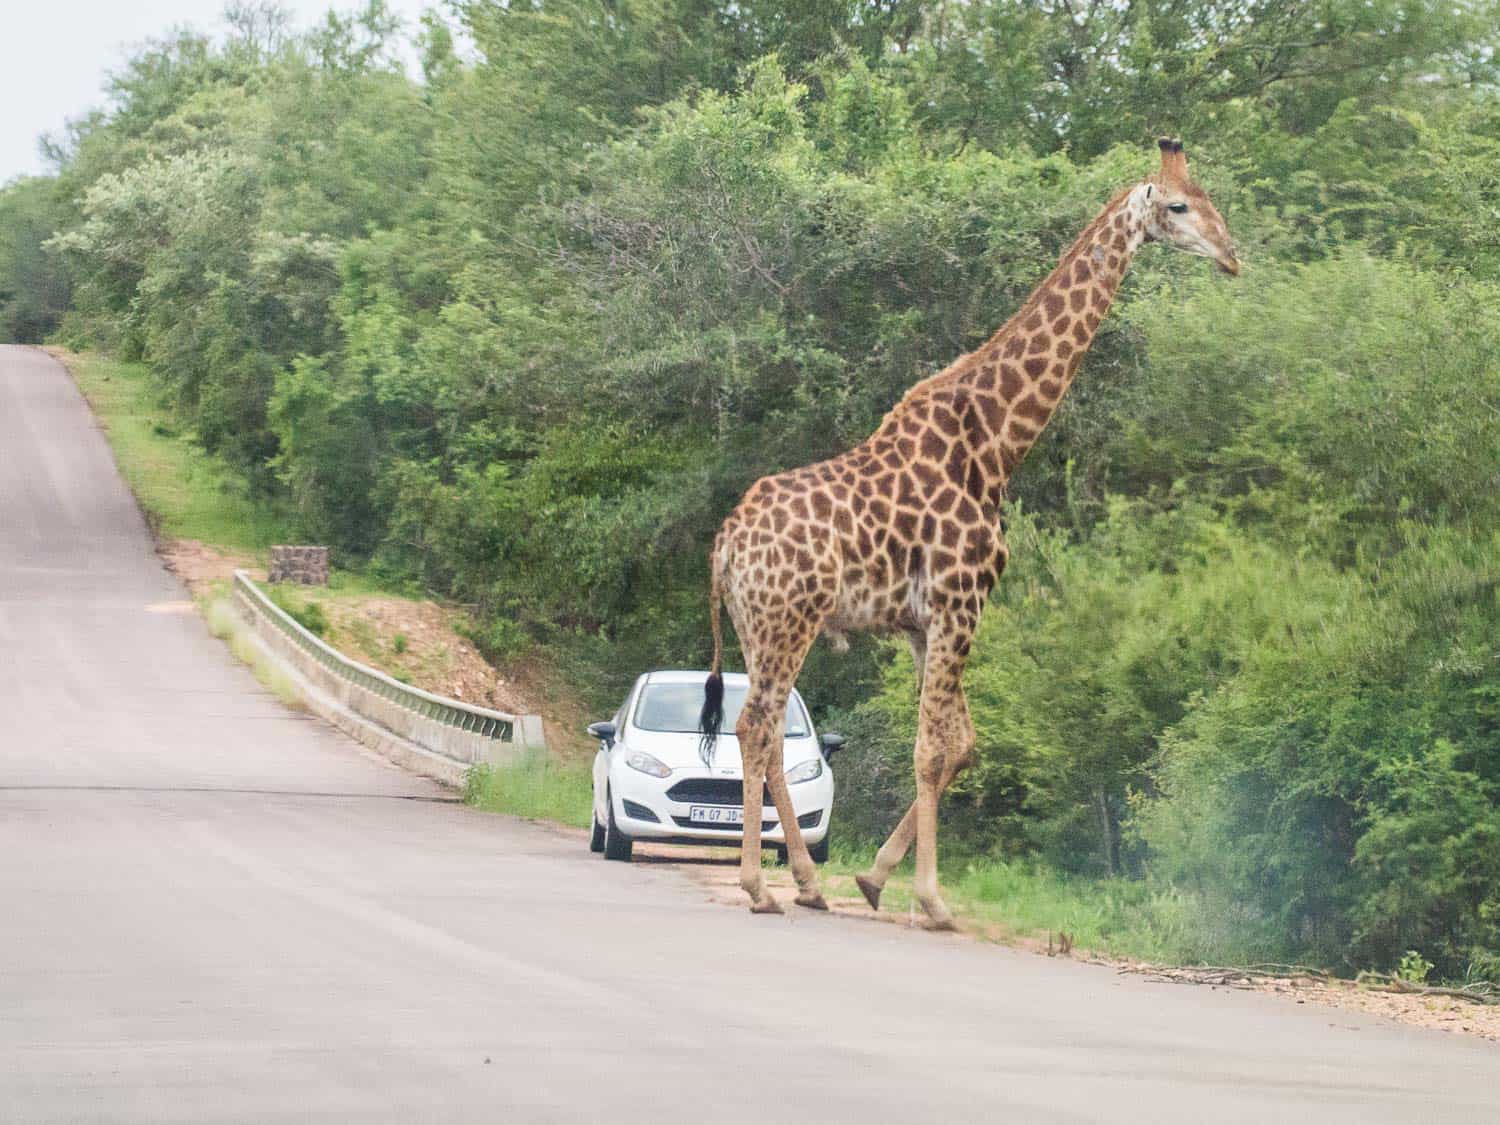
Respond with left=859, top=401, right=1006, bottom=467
left=621, top=728, right=820, bottom=773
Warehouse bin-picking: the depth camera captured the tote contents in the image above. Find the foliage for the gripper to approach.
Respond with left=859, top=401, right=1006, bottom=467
left=3, top=0, right=1499, bottom=976
left=1397, top=949, right=1435, bottom=985
left=0, top=178, right=70, bottom=341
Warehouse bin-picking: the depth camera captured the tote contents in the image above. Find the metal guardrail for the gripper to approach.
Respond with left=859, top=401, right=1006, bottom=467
left=232, top=569, right=517, bottom=743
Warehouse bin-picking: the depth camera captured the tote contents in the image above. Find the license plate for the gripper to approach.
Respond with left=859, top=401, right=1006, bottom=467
left=689, top=805, right=743, bottom=825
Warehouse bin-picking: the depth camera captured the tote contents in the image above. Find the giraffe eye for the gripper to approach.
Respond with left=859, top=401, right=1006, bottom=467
left=1167, top=202, right=1189, bottom=214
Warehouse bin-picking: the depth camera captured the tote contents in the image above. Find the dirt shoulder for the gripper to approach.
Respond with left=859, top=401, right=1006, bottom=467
left=161, top=538, right=251, bottom=596
left=1113, top=963, right=1500, bottom=1042
left=541, top=822, right=1500, bottom=1045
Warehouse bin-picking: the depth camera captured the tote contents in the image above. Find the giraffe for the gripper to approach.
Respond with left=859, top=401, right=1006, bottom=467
left=698, top=139, right=1239, bottom=926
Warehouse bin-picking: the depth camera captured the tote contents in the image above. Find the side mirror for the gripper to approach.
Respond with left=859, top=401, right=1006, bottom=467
left=819, top=732, right=845, bottom=758
left=587, top=721, right=617, bottom=748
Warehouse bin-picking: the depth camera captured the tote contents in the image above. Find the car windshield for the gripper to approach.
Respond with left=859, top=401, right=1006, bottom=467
left=633, top=681, right=810, bottom=737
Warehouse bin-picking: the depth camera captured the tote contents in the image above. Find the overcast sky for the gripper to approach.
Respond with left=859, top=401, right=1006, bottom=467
left=1, top=0, right=435, bottom=184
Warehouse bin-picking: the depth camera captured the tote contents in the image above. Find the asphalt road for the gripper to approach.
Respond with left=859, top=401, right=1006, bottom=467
left=0, top=344, right=1494, bottom=1123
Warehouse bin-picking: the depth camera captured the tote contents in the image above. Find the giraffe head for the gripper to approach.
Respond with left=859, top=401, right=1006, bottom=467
left=1143, top=138, right=1240, bottom=276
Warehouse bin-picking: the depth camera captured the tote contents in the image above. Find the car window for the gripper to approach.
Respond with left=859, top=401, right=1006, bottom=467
left=633, top=681, right=810, bottom=737
left=614, top=677, right=640, bottom=735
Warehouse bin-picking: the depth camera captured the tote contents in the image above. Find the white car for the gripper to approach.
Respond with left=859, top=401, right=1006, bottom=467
left=588, top=669, right=841, bottom=863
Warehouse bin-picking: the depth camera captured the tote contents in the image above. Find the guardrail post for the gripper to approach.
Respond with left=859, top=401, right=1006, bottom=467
left=515, top=714, right=546, bottom=750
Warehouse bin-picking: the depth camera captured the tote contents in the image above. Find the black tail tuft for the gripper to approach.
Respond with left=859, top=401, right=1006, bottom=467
left=698, top=672, right=724, bottom=765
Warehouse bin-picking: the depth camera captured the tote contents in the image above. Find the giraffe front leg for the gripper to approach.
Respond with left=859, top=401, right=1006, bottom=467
left=858, top=751, right=973, bottom=912
left=912, top=773, right=954, bottom=931
left=856, top=627, right=930, bottom=910
left=908, top=628, right=976, bottom=931
left=856, top=804, right=916, bottom=910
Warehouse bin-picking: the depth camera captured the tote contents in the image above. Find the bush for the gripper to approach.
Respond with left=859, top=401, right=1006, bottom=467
left=1136, top=528, right=1500, bottom=974
left=266, top=585, right=329, bottom=637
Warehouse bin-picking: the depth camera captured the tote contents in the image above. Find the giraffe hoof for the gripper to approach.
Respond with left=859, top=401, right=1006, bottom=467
left=749, top=896, right=784, bottom=916
left=795, top=891, right=829, bottom=911
left=854, top=875, right=882, bottom=911
left=925, top=916, right=959, bottom=934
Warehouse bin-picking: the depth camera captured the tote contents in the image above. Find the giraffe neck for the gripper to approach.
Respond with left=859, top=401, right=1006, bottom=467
left=961, top=183, right=1153, bottom=485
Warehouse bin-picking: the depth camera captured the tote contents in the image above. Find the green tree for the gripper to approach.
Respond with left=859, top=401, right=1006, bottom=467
left=0, top=178, right=70, bottom=342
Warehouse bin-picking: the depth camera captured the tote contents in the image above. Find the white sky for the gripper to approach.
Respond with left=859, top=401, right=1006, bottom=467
left=1, top=0, right=436, bottom=184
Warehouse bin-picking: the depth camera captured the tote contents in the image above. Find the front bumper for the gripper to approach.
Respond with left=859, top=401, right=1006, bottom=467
left=610, top=763, right=832, bottom=846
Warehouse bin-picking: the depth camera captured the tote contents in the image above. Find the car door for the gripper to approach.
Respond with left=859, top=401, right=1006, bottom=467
left=593, top=676, right=642, bottom=824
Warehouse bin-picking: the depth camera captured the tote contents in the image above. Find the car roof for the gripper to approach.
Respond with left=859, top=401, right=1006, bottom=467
left=642, top=668, right=750, bottom=687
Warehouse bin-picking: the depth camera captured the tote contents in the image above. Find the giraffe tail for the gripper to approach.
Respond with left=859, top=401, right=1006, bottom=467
left=698, top=538, right=726, bottom=765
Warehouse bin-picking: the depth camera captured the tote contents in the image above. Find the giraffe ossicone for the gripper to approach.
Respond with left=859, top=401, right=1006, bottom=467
left=698, top=138, right=1240, bottom=924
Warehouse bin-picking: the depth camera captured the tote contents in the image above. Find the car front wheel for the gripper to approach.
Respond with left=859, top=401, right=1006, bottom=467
left=589, top=810, right=606, bottom=853
left=603, top=785, right=633, bottom=862
left=776, top=836, right=829, bottom=865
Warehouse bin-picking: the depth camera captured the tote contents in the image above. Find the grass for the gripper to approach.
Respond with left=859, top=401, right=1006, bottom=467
left=205, top=597, right=305, bottom=709
left=812, top=848, right=1282, bottom=964
left=62, top=351, right=292, bottom=552
left=454, top=741, right=1264, bottom=964
left=456, top=735, right=1275, bottom=965
left=465, top=755, right=594, bottom=828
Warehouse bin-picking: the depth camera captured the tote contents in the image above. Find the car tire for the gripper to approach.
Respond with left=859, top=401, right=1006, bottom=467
left=603, top=786, right=633, bottom=862
left=776, top=837, right=830, bottom=865
left=589, top=810, right=606, bottom=853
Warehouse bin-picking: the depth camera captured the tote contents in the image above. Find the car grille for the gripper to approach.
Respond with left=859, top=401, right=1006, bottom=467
left=671, top=816, right=777, bottom=832
left=622, top=799, right=659, bottom=823
left=666, top=778, right=771, bottom=805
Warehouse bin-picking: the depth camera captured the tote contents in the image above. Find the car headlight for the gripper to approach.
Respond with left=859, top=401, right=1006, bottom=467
left=785, top=758, right=823, bottom=785
left=625, top=750, right=671, bottom=778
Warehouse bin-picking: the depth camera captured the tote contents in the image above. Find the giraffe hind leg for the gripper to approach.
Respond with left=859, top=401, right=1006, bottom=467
left=736, top=619, right=823, bottom=915
left=736, top=694, right=781, bottom=914
left=766, top=758, right=826, bottom=910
